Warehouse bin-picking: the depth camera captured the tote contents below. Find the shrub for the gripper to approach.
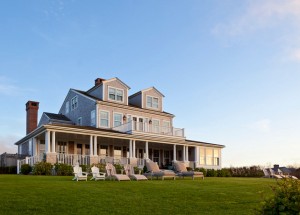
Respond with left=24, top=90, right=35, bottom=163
left=206, top=169, right=217, bottom=177
left=21, top=164, right=32, bottom=175
left=54, top=163, right=73, bottom=176
left=257, top=178, right=300, bottom=214
left=93, top=163, right=106, bottom=173
left=32, top=162, right=53, bottom=175
left=114, top=164, right=123, bottom=174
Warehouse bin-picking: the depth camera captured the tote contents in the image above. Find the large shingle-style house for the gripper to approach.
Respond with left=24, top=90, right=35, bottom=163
left=15, top=77, right=224, bottom=171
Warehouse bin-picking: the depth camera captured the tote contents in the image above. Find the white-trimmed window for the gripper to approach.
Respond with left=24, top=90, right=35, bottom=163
left=113, top=113, right=122, bottom=127
left=152, top=119, right=160, bottom=133
left=71, top=96, right=78, bottom=110
left=214, top=149, right=220, bottom=166
left=108, top=87, right=124, bottom=102
left=146, top=96, right=159, bottom=109
left=199, top=148, right=205, bottom=165
left=100, top=111, right=109, bottom=128
left=162, top=121, right=171, bottom=133
left=77, top=117, right=82, bottom=126
left=66, top=101, right=69, bottom=114
left=91, top=110, right=96, bottom=126
left=58, top=141, right=67, bottom=154
left=206, top=148, right=213, bottom=165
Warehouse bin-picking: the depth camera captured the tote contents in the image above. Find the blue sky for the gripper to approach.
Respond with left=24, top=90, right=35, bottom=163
left=0, top=0, right=299, bottom=167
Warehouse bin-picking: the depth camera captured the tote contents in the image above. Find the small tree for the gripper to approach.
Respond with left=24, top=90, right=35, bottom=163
left=258, top=178, right=300, bottom=214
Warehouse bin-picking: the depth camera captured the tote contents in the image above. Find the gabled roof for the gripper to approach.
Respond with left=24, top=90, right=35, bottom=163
left=72, top=89, right=174, bottom=116
left=129, top=86, right=165, bottom=98
left=44, top=112, right=71, bottom=121
left=103, top=77, right=131, bottom=89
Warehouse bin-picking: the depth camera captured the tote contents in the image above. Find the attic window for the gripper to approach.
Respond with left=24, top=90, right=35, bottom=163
left=71, top=96, right=78, bottom=110
left=108, top=87, right=124, bottom=102
left=146, top=96, right=159, bottom=109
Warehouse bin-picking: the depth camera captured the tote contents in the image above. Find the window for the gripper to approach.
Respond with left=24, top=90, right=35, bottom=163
left=100, top=145, right=108, bottom=156
left=114, top=146, right=122, bottom=159
left=152, top=119, right=160, bottom=133
left=108, top=87, right=123, bottom=102
left=77, top=117, right=82, bottom=126
left=146, top=96, right=159, bottom=109
left=206, top=148, right=213, bottom=165
left=100, top=111, right=109, bottom=127
left=66, top=101, right=69, bottom=114
left=91, top=110, right=96, bottom=126
left=162, top=121, right=171, bottom=133
left=113, top=113, right=122, bottom=127
left=71, top=96, right=78, bottom=110
left=200, top=148, right=205, bottom=165
left=214, top=149, right=220, bottom=166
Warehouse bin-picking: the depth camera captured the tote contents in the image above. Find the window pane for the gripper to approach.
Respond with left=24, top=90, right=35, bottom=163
left=109, top=88, right=116, bottom=100
left=153, top=98, right=158, bottom=108
left=147, top=96, right=152, bottom=107
left=114, top=113, right=122, bottom=127
left=116, top=90, right=123, bottom=101
left=100, top=111, right=109, bottom=127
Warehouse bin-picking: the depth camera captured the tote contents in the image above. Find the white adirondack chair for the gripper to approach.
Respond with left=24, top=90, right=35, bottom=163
left=72, top=163, right=88, bottom=181
left=90, top=166, right=106, bottom=181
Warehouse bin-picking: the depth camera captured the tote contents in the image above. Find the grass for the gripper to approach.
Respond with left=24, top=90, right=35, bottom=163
left=0, top=175, right=276, bottom=215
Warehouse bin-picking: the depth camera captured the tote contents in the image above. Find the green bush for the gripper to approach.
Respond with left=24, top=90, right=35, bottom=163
left=114, top=164, right=123, bottom=174
left=93, top=163, right=106, bottom=173
left=21, top=164, right=32, bottom=175
left=54, top=163, right=73, bottom=176
left=217, top=169, right=231, bottom=177
left=258, top=178, right=300, bottom=214
left=32, top=162, right=53, bottom=175
left=206, top=169, right=217, bottom=177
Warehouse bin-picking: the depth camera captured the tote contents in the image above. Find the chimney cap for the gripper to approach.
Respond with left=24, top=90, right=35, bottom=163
left=26, top=101, right=39, bottom=110
left=95, top=78, right=106, bottom=86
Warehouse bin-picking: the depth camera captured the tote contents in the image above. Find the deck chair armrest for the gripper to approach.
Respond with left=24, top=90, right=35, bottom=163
left=82, top=172, right=88, bottom=175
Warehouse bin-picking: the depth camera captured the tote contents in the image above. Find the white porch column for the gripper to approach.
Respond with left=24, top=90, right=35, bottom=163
left=94, top=136, right=97, bottom=156
left=173, top=144, right=176, bottom=161
left=132, top=140, right=136, bottom=158
left=45, top=131, right=50, bottom=153
left=51, top=131, right=56, bottom=153
left=183, top=146, right=186, bottom=161
left=195, top=146, right=200, bottom=163
left=32, top=137, right=37, bottom=156
left=145, top=141, right=149, bottom=159
left=90, top=135, right=93, bottom=156
left=186, top=146, right=189, bottom=161
left=129, top=140, right=132, bottom=158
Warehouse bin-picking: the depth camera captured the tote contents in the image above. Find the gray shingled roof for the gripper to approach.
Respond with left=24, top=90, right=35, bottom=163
left=44, top=112, right=71, bottom=121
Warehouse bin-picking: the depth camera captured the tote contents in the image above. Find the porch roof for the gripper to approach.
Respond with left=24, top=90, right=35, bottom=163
left=14, top=124, right=224, bottom=148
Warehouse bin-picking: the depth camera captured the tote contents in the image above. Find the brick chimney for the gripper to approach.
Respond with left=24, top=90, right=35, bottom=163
left=26, top=101, right=39, bottom=134
left=95, top=78, right=106, bottom=86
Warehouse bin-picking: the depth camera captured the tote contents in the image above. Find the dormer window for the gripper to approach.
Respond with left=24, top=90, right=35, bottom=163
left=108, top=87, right=124, bottom=102
left=146, top=96, right=159, bottom=109
left=71, top=96, right=78, bottom=110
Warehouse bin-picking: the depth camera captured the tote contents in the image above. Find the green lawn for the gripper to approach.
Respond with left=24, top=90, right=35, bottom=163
left=0, top=175, right=275, bottom=215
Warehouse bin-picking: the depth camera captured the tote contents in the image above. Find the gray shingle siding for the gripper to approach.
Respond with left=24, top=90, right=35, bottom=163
left=38, top=114, right=50, bottom=127
left=88, top=85, right=103, bottom=100
left=59, top=89, right=96, bottom=127
left=129, top=94, right=142, bottom=107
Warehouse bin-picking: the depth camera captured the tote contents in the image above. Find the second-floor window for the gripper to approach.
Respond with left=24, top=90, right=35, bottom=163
left=100, top=111, right=109, bottom=128
left=113, top=113, right=122, bottom=127
left=71, top=96, right=78, bottom=110
left=108, top=87, right=124, bottom=102
left=146, top=96, right=159, bottom=109
left=66, top=101, right=69, bottom=114
left=91, top=110, right=96, bottom=126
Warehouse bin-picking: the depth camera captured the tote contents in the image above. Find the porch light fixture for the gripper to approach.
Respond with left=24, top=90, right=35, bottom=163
left=149, top=120, right=152, bottom=124
left=123, top=115, right=127, bottom=121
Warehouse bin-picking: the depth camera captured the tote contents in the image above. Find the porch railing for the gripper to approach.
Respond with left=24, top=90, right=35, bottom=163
left=113, top=121, right=185, bottom=137
left=98, top=156, right=129, bottom=165
left=56, top=153, right=90, bottom=166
